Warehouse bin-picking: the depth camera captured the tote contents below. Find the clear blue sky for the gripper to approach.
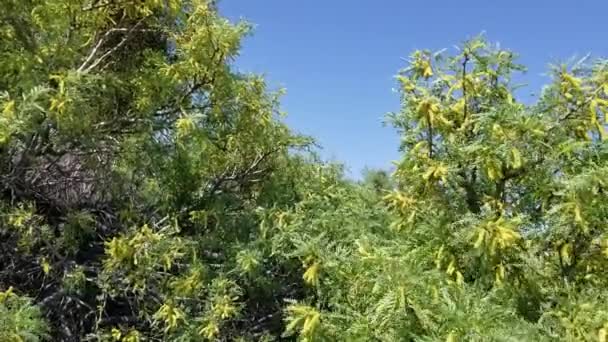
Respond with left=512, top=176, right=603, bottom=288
left=219, top=1, right=608, bottom=177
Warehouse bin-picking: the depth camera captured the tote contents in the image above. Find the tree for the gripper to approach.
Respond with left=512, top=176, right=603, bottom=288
left=384, top=36, right=608, bottom=340
left=361, top=167, right=394, bottom=193
left=0, top=0, right=311, bottom=340
left=275, top=37, right=608, bottom=341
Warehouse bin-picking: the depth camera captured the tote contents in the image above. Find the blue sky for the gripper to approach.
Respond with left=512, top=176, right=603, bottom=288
left=220, top=1, right=608, bottom=177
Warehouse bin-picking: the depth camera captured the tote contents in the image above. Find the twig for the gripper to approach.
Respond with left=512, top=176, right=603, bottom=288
left=462, top=52, right=470, bottom=123
left=78, top=19, right=147, bottom=74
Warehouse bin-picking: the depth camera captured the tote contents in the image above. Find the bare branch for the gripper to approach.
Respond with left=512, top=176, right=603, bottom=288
left=78, top=18, right=148, bottom=74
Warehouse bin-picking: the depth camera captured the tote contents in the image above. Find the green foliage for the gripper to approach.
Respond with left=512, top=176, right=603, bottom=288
left=1, top=1, right=607, bottom=341
left=0, top=0, right=309, bottom=339
left=379, top=36, right=608, bottom=340
left=361, top=167, right=395, bottom=193
left=264, top=37, right=608, bottom=341
left=0, top=288, right=48, bottom=342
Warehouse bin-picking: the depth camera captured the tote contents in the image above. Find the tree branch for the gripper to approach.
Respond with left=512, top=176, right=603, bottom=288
left=462, top=53, right=470, bottom=124
left=77, top=18, right=147, bottom=74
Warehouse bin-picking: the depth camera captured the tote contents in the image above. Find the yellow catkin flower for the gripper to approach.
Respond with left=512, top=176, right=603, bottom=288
left=286, top=305, right=321, bottom=337
left=510, top=148, right=522, bottom=169
left=495, top=225, right=521, bottom=249
left=2, top=100, right=15, bottom=116
left=495, top=264, right=506, bottom=285
left=0, top=287, right=15, bottom=304
left=573, top=204, right=583, bottom=223
left=155, top=303, right=184, bottom=332
left=486, top=162, right=502, bottom=181
left=111, top=328, right=122, bottom=341
left=303, top=261, right=321, bottom=286
left=451, top=98, right=465, bottom=115
left=41, top=257, right=51, bottom=275
left=422, top=61, right=433, bottom=78
left=474, top=228, right=486, bottom=249
left=199, top=321, right=219, bottom=340
left=600, top=323, right=608, bottom=342
left=302, top=311, right=320, bottom=336
left=446, top=260, right=456, bottom=275
left=455, top=271, right=464, bottom=285
left=560, top=243, right=572, bottom=266
left=175, top=117, right=196, bottom=137
left=422, top=164, right=449, bottom=183
left=123, top=330, right=140, bottom=342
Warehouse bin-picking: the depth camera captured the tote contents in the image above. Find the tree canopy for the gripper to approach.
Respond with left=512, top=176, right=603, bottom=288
left=1, top=1, right=608, bottom=341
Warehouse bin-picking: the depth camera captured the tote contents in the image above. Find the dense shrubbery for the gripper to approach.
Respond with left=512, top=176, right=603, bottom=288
left=1, top=1, right=608, bottom=341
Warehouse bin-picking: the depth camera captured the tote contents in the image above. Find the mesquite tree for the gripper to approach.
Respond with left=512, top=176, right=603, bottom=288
left=1, top=0, right=310, bottom=340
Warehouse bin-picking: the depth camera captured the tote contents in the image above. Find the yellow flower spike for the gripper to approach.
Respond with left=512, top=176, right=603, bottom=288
left=455, top=271, right=464, bottom=285
left=430, top=102, right=440, bottom=114
left=451, top=98, right=465, bottom=115
left=154, top=303, right=184, bottom=332
left=123, top=330, right=140, bottom=342
left=111, top=328, right=121, bottom=341
left=473, top=228, right=486, bottom=249
left=590, top=99, right=599, bottom=122
left=562, top=72, right=582, bottom=88
left=199, top=321, right=219, bottom=340
left=495, top=225, right=521, bottom=249
left=397, top=75, right=416, bottom=92
left=384, top=192, right=416, bottom=211
left=422, top=167, right=435, bottom=181
left=417, top=98, right=440, bottom=120
left=303, top=261, right=321, bottom=287
left=446, top=260, right=456, bottom=275
left=302, top=311, right=320, bottom=336
left=41, top=257, right=51, bottom=275
left=560, top=243, right=572, bottom=266
left=176, top=117, right=196, bottom=138
left=431, top=286, right=439, bottom=303
left=410, top=141, right=427, bottom=154
left=510, top=148, right=522, bottom=169
left=486, top=161, right=503, bottom=181
left=214, top=297, right=237, bottom=319
left=2, top=100, right=15, bottom=116
left=276, top=211, right=289, bottom=228
left=446, top=331, right=458, bottom=342
left=433, top=164, right=449, bottom=182
left=0, top=287, right=15, bottom=304
left=422, top=164, right=448, bottom=183
left=435, top=246, right=445, bottom=269
left=397, top=286, right=407, bottom=309
left=406, top=211, right=416, bottom=223
left=495, top=264, right=506, bottom=285
left=423, top=66, right=433, bottom=78
left=286, top=305, right=321, bottom=337
left=573, top=204, right=583, bottom=223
